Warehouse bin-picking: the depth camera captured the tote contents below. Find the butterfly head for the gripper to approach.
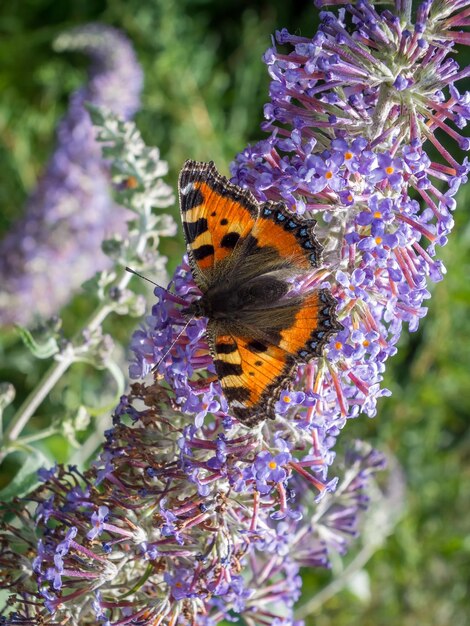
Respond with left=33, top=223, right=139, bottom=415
left=182, top=297, right=208, bottom=320
left=181, top=290, right=233, bottom=321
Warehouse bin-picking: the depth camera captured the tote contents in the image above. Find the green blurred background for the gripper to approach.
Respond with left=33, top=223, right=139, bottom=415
left=0, top=1, right=469, bottom=624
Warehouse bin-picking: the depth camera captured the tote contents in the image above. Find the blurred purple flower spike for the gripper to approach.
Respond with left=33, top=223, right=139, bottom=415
left=0, top=24, right=143, bottom=326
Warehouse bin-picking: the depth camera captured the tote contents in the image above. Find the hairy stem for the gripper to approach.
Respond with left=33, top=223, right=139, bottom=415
left=1, top=352, right=73, bottom=456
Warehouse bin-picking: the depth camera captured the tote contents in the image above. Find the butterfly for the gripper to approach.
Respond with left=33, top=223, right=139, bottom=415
left=179, top=160, right=342, bottom=427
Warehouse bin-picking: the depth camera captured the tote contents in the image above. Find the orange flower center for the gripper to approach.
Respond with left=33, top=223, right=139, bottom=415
left=375, top=236, right=383, bottom=245
left=325, top=170, right=333, bottom=180
left=385, top=166, right=395, bottom=175
left=268, top=461, right=278, bottom=470
left=344, top=151, right=353, bottom=160
left=373, top=211, right=382, bottom=218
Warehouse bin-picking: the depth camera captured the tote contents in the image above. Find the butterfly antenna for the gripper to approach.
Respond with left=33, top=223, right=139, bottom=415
left=126, top=266, right=195, bottom=371
left=125, top=266, right=165, bottom=289
left=151, top=316, right=195, bottom=373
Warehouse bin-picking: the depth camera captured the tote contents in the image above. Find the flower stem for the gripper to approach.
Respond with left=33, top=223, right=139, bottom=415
left=294, top=539, right=380, bottom=618
left=403, top=0, right=413, bottom=23
left=1, top=300, right=113, bottom=458
left=1, top=351, right=73, bottom=456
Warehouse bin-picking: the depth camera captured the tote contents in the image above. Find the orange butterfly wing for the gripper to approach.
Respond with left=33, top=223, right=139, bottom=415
left=208, top=290, right=340, bottom=426
left=179, top=161, right=323, bottom=286
left=179, top=161, right=258, bottom=289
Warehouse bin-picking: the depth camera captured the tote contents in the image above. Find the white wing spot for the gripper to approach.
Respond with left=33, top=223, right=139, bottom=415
left=230, top=400, right=246, bottom=409
left=180, top=182, right=194, bottom=195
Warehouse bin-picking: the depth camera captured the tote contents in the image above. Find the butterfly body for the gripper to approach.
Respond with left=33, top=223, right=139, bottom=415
left=185, top=275, right=289, bottom=322
left=179, top=160, right=342, bottom=426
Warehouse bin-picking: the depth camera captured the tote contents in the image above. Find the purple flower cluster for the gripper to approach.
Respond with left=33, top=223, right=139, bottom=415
left=127, top=1, right=470, bottom=475
left=227, top=0, right=470, bottom=436
left=0, top=24, right=143, bottom=326
left=0, top=410, right=385, bottom=624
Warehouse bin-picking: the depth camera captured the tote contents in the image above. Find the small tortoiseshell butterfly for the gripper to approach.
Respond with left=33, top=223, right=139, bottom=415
left=179, top=160, right=342, bottom=427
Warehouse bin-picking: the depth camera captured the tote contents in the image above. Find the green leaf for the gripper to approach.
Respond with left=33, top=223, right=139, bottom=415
left=62, top=405, right=92, bottom=449
left=15, top=325, right=59, bottom=359
left=0, top=382, right=15, bottom=411
left=0, top=446, right=50, bottom=501
left=86, top=360, right=126, bottom=416
left=85, top=102, right=105, bottom=126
